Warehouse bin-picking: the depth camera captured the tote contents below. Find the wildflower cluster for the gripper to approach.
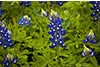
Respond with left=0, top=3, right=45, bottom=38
left=3, top=53, right=18, bottom=67
left=19, top=1, right=31, bottom=7
left=82, top=30, right=97, bottom=57
left=90, top=1, right=100, bottom=22
left=0, top=22, right=14, bottom=49
left=47, top=10, right=66, bottom=48
left=39, top=1, right=67, bottom=6
left=0, top=1, right=2, bottom=17
left=18, top=15, right=31, bottom=26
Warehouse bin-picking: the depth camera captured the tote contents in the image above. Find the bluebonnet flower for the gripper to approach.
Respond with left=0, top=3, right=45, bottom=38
left=0, top=22, right=14, bottom=49
left=39, top=1, right=66, bottom=6
left=3, top=53, right=18, bottom=67
left=83, top=30, right=98, bottom=44
left=82, top=45, right=95, bottom=57
left=19, top=1, right=31, bottom=7
left=90, top=1, right=100, bottom=22
left=41, top=9, right=48, bottom=18
left=56, top=1, right=67, bottom=6
left=0, top=1, right=2, bottom=17
left=48, top=9, right=66, bottom=48
left=18, top=15, right=31, bottom=26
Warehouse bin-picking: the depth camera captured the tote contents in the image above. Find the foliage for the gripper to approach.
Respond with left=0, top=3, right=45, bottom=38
left=0, top=1, right=100, bottom=67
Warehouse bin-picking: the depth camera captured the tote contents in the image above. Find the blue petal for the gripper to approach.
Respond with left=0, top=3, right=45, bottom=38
left=56, top=32, right=60, bottom=39
left=11, top=58, right=14, bottom=64
left=83, top=40, right=88, bottom=43
left=56, top=2, right=59, bottom=4
left=90, top=6, right=96, bottom=10
left=19, top=1, right=24, bottom=5
left=0, top=40, right=3, bottom=46
left=3, top=44, right=8, bottom=49
left=62, top=45, right=67, bottom=48
left=26, top=1, right=31, bottom=3
left=41, top=14, right=43, bottom=18
left=49, top=45, right=55, bottom=48
left=48, top=25, right=51, bottom=28
left=50, top=1, right=54, bottom=4
left=39, top=1, right=43, bottom=4
left=86, top=35, right=90, bottom=41
left=18, top=22, right=21, bottom=25
left=46, top=12, right=48, bottom=17
left=2, top=61, right=6, bottom=64
left=82, top=52, right=86, bottom=57
left=94, top=16, right=98, bottom=22
left=61, top=30, right=66, bottom=36
left=4, top=57, right=8, bottom=61
left=91, top=1, right=96, bottom=4
left=9, top=44, right=14, bottom=47
left=48, top=16, right=53, bottom=21
left=49, top=38, right=55, bottom=43
left=91, top=40, right=98, bottom=44
left=3, top=28, right=8, bottom=33
left=90, top=51, right=95, bottom=56
left=60, top=18, right=63, bottom=22
left=6, top=61, right=10, bottom=67
left=48, top=31, right=51, bottom=34
left=44, top=1, right=47, bottom=3
left=61, top=37, right=65, bottom=41
left=27, top=24, right=30, bottom=26
left=7, top=35, right=11, bottom=39
left=14, top=59, right=18, bottom=64
left=59, top=3, right=63, bottom=6
left=91, top=12, right=96, bottom=16
left=8, top=40, right=13, bottom=43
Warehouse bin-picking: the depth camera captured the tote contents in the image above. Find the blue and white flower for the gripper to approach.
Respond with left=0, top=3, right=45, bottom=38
left=3, top=53, right=18, bottom=67
left=48, top=10, right=66, bottom=48
left=0, top=22, right=14, bottom=49
left=83, top=30, right=98, bottom=44
left=82, top=45, right=95, bottom=57
left=41, top=9, right=48, bottom=18
left=18, top=15, right=31, bottom=26
left=48, top=9, right=59, bottom=21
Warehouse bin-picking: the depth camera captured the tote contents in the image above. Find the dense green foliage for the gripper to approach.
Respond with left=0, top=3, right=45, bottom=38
left=0, top=1, right=100, bottom=67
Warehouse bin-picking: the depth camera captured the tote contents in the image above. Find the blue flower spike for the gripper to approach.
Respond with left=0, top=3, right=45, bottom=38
left=83, top=29, right=98, bottom=44
left=48, top=9, right=66, bottom=48
left=82, top=45, right=95, bottom=57
left=0, top=22, right=14, bottom=49
left=18, top=15, right=31, bottom=26
left=41, top=9, right=48, bottom=18
left=3, top=53, right=18, bottom=67
left=90, top=1, right=100, bottom=22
